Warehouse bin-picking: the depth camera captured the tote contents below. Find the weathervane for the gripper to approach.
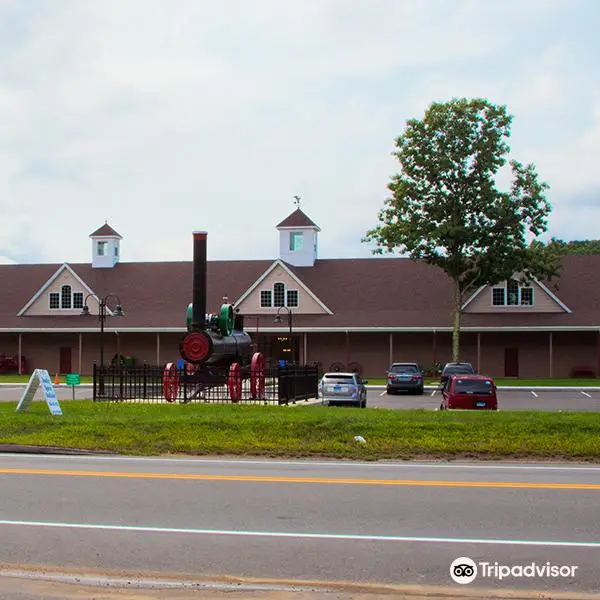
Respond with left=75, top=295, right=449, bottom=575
left=293, top=195, right=301, bottom=208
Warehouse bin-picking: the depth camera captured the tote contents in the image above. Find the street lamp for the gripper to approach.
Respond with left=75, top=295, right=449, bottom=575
left=81, top=294, right=125, bottom=395
left=274, top=306, right=294, bottom=363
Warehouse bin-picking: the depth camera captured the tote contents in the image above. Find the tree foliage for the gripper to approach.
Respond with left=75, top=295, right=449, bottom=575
left=545, top=238, right=600, bottom=255
left=363, top=97, right=559, bottom=360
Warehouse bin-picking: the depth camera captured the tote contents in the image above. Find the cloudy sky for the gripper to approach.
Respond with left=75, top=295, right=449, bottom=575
left=0, top=0, right=598, bottom=265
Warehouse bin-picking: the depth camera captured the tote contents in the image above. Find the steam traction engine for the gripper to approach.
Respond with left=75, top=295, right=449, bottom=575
left=162, top=231, right=266, bottom=402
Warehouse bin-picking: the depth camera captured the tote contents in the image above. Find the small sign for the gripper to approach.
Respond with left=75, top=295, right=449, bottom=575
left=66, top=373, right=80, bottom=386
left=16, top=369, right=63, bottom=416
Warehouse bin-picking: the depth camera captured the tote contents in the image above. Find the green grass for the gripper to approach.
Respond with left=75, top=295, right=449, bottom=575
left=1, top=374, right=597, bottom=386
left=366, top=377, right=600, bottom=386
left=0, top=374, right=93, bottom=384
left=1, top=401, right=599, bottom=461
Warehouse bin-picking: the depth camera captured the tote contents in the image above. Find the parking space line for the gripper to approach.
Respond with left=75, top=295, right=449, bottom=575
left=581, top=391, right=592, bottom=398
left=430, top=390, right=436, bottom=397
left=531, top=391, right=538, bottom=398
left=379, top=391, right=387, bottom=397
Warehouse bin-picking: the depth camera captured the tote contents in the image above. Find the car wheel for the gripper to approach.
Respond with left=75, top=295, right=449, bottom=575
left=417, top=387, right=424, bottom=395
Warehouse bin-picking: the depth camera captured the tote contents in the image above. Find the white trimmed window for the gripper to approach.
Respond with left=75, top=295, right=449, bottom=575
left=273, top=282, right=285, bottom=307
left=286, top=290, right=298, bottom=307
left=289, top=232, right=303, bottom=252
left=491, top=281, right=534, bottom=306
left=73, top=292, right=84, bottom=309
left=50, top=287, right=85, bottom=310
left=61, top=285, right=72, bottom=309
left=260, top=290, right=272, bottom=307
left=49, top=292, right=60, bottom=309
left=97, top=241, right=107, bottom=256
left=260, top=283, right=299, bottom=308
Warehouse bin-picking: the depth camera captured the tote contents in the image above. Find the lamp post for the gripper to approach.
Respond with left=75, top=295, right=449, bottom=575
left=81, top=294, right=125, bottom=395
left=274, top=306, right=294, bottom=363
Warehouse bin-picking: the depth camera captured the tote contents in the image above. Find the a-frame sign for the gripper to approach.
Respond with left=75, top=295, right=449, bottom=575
left=16, top=369, right=63, bottom=416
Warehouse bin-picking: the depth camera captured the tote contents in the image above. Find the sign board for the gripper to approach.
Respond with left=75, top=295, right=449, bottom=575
left=66, top=373, right=80, bottom=386
left=16, top=369, right=63, bottom=416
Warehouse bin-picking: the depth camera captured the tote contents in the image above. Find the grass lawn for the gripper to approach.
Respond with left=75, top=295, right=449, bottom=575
left=1, top=401, right=599, bottom=461
left=1, top=374, right=598, bottom=387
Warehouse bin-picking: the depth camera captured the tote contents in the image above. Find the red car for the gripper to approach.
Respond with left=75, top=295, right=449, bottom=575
left=440, top=374, right=498, bottom=411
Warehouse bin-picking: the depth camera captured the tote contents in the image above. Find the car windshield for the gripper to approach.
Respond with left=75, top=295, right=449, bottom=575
left=445, top=365, right=473, bottom=374
left=390, top=364, right=418, bottom=374
left=454, top=379, right=494, bottom=394
left=322, top=375, right=355, bottom=384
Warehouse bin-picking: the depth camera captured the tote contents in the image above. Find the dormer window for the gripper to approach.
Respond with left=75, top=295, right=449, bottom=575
left=289, top=232, right=304, bottom=252
left=260, top=283, right=299, bottom=308
left=49, top=287, right=85, bottom=310
left=492, top=280, right=534, bottom=306
left=97, top=241, right=107, bottom=256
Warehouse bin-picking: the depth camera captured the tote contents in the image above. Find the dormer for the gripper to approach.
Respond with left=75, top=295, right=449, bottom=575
left=90, top=222, right=122, bottom=269
left=275, top=208, right=320, bottom=267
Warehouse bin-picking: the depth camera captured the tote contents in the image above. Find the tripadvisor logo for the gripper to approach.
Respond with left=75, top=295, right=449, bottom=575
left=450, top=557, right=579, bottom=584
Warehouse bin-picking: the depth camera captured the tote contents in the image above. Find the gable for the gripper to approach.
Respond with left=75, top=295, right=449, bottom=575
left=463, top=278, right=571, bottom=314
left=235, top=260, right=332, bottom=315
left=18, top=264, right=100, bottom=317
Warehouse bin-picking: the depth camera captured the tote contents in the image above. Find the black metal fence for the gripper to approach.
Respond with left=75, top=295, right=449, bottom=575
left=93, top=363, right=319, bottom=405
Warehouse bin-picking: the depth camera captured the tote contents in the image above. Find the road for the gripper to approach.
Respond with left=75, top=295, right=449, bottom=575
left=0, top=454, right=599, bottom=598
left=3, top=384, right=600, bottom=412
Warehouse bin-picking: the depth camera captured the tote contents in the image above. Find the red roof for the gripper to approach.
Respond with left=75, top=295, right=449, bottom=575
left=276, top=209, right=319, bottom=229
left=89, top=223, right=122, bottom=238
left=0, top=255, right=598, bottom=331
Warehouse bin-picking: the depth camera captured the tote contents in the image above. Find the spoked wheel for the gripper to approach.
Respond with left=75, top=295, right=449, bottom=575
left=228, top=362, right=242, bottom=403
left=250, top=352, right=266, bottom=399
left=163, top=362, right=179, bottom=403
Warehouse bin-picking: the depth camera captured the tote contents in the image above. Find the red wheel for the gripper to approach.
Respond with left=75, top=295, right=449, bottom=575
left=250, top=352, right=265, bottom=399
left=180, top=331, right=211, bottom=364
left=163, top=362, right=179, bottom=403
left=227, top=362, right=242, bottom=402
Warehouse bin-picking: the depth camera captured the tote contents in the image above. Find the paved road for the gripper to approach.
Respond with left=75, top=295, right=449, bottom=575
left=0, top=454, right=599, bottom=597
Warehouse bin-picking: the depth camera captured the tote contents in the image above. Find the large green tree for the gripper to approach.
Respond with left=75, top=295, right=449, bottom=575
left=363, top=97, right=560, bottom=361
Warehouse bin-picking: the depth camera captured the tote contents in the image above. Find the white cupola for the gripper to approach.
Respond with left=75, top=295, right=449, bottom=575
left=90, top=222, right=122, bottom=268
left=275, top=205, right=320, bottom=267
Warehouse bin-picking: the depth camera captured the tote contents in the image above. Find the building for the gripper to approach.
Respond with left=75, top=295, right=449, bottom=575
left=0, top=210, right=599, bottom=378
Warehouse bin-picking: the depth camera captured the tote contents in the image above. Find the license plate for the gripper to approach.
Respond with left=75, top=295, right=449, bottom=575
left=476, top=401, right=487, bottom=407
left=399, top=375, right=410, bottom=380
left=327, top=385, right=348, bottom=393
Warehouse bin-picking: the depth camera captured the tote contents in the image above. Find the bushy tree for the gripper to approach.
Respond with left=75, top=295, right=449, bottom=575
left=364, top=97, right=559, bottom=361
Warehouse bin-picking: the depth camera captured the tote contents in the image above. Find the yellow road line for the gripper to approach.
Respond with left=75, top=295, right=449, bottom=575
left=0, top=468, right=598, bottom=489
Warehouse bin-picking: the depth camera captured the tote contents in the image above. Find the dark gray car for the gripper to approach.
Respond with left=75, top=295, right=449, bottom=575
left=386, top=362, right=424, bottom=395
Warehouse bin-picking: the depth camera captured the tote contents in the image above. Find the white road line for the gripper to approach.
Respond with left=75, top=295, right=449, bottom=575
left=531, top=391, right=538, bottom=398
left=581, top=391, right=592, bottom=398
left=379, top=391, right=387, bottom=396
left=430, top=390, right=436, bottom=396
left=3, top=455, right=600, bottom=471
left=0, top=519, right=598, bottom=548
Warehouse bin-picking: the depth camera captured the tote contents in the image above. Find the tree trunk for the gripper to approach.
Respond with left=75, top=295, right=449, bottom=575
left=452, top=279, right=462, bottom=362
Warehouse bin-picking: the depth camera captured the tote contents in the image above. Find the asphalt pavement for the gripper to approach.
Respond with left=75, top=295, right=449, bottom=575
left=0, top=455, right=598, bottom=597
left=3, top=383, right=600, bottom=412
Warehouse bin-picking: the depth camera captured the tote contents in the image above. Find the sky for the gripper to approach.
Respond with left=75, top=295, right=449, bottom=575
left=0, top=0, right=598, bottom=265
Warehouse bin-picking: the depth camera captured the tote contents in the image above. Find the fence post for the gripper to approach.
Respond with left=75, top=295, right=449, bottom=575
left=93, top=362, right=97, bottom=401
left=143, top=362, right=147, bottom=400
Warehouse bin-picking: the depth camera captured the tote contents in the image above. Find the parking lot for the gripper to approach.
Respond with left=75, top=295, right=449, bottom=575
left=367, top=387, right=600, bottom=411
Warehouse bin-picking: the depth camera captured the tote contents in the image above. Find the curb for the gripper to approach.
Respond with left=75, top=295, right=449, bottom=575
left=0, top=444, right=117, bottom=455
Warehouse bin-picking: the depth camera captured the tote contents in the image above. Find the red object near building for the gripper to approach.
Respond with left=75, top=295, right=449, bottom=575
left=0, top=353, right=27, bottom=374
left=440, top=374, right=498, bottom=411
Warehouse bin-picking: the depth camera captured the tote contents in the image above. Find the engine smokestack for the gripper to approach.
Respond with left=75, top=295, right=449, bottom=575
left=192, top=231, right=207, bottom=331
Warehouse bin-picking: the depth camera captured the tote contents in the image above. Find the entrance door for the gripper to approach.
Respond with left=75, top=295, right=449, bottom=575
left=59, top=347, right=72, bottom=374
left=504, top=347, right=519, bottom=377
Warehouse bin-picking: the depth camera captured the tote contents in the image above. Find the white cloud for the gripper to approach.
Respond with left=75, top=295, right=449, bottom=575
left=0, top=0, right=597, bottom=266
